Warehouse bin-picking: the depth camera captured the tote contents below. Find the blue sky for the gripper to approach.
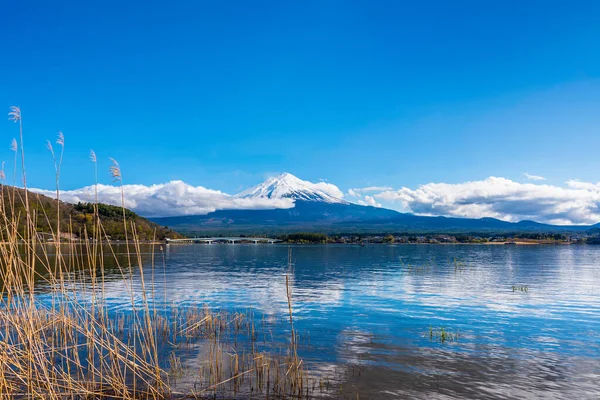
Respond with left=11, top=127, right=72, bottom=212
left=3, top=1, right=600, bottom=222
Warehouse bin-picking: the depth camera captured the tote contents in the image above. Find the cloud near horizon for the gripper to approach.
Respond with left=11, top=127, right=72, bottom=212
left=357, top=195, right=382, bottom=208
left=31, top=181, right=295, bottom=217
left=310, top=182, right=345, bottom=199
left=347, top=186, right=391, bottom=207
left=524, top=173, right=546, bottom=181
left=375, top=177, right=600, bottom=225
left=30, top=176, right=600, bottom=225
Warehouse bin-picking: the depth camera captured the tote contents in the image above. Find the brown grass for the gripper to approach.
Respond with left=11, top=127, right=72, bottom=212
left=0, top=106, right=313, bottom=399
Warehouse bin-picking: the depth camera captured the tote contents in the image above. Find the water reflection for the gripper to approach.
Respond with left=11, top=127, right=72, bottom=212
left=42, top=244, right=600, bottom=397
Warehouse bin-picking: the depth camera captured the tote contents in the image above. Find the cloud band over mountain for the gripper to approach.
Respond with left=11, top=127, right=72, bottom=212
left=31, top=175, right=600, bottom=225
left=32, top=181, right=294, bottom=217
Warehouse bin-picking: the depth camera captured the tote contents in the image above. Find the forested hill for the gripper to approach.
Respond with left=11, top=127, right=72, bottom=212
left=0, top=185, right=182, bottom=241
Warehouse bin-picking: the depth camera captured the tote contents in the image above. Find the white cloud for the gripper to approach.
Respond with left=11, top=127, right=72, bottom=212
left=310, top=182, right=344, bottom=199
left=31, top=180, right=294, bottom=218
left=565, top=180, right=600, bottom=190
left=524, top=173, right=546, bottom=181
left=357, top=195, right=382, bottom=208
left=30, top=176, right=600, bottom=225
left=375, top=177, right=600, bottom=225
left=348, top=186, right=390, bottom=207
left=347, top=186, right=393, bottom=196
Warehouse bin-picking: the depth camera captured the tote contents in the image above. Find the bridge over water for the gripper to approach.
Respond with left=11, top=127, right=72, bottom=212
left=166, top=237, right=281, bottom=244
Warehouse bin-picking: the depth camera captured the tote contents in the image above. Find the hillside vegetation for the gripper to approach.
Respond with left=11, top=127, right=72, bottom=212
left=0, top=185, right=182, bottom=241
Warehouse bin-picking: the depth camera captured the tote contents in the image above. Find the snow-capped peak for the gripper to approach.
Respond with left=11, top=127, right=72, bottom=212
left=236, top=173, right=347, bottom=204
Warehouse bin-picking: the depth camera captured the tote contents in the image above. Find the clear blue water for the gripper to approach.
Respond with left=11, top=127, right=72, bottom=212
left=99, top=244, right=600, bottom=398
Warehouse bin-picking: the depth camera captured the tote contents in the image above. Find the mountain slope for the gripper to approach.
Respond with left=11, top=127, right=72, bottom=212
left=1, top=185, right=182, bottom=240
left=149, top=173, right=594, bottom=235
left=151, top=200, right=401, bottom=232
left=151, top=205, right=588, bottom=235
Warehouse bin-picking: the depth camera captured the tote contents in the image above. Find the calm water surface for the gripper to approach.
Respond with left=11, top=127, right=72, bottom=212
left=78, top=245, right=600, bottom=398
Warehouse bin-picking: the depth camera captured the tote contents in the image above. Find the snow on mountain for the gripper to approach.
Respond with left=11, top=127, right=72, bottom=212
left=236, top=173, right=348, bottom=204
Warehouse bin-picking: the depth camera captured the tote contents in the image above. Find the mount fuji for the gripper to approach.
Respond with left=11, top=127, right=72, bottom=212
left=149, top=173, right=592, bottom=235
left=236, top=173, right=347, bottom=204
left=150, top=173, right=401, bottom=233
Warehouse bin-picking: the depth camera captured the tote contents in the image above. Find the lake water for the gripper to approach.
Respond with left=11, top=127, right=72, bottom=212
left=76, top=244, right=600, bottom=398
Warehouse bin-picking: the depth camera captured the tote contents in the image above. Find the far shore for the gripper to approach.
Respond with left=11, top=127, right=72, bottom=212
left=5, top=239, right=587, bottom=246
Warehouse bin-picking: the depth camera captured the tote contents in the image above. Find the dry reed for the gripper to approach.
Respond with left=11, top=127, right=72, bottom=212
left=0, top=106, right=315, bottom=399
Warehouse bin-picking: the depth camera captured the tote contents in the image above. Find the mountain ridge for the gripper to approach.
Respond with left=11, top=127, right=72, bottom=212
left=149, top=173, right=597, bottom=235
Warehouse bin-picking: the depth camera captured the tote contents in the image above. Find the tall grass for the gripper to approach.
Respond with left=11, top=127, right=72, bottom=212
left=0, top=107, right=311, bottom=398
left=0, top=106, right=164, bottom=398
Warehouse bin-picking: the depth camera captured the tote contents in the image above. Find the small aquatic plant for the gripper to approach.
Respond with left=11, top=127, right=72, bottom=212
left=451, top=257, right=471, bottom=273
left=400, top=258, right=433, bottom=274
left=428, top=326, right=460, bottom=344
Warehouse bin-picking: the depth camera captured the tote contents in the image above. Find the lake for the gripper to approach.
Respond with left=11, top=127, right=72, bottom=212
left=39, top=244, right=600, bottom=398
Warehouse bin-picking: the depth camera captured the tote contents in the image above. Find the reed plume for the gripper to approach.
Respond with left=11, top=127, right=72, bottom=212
left=47, top=132, right=65, bottom=227
left=8, top=138, right=17, bottom=217
left=89, top=150, right=99, bottom=220
left=8, top=107, right=26, bottom=188
left=8, top=105, right=20, bottom=122
left=109, top=158, right=122, bottom=182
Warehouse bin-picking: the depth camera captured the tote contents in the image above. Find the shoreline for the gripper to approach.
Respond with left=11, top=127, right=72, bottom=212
left=4, top=240, right=583, bottom=246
